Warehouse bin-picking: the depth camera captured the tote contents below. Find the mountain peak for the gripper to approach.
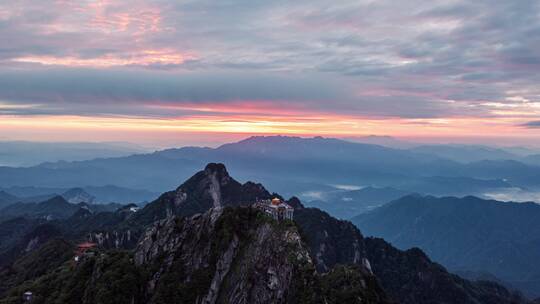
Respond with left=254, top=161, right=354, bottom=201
left=132, top=163, right=272, bottom=225
left=204, top=162, right=229, bottom=176
left=228, top=135, right=343, bottom=146
left=62, top=187, right=95, bottom=204
left=0, top=190, right=15, bottom=197
left=44, top=195, right=70, bottom=205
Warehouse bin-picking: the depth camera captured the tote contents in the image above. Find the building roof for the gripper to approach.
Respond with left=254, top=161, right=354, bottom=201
left=77, top=242, right=97, bottom=249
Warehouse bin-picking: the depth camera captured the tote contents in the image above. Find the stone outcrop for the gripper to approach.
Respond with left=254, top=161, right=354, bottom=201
left=134, top=206, right=390, bottom=304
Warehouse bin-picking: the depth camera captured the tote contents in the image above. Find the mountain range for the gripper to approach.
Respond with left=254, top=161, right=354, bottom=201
left=0, top=141, right=148, bottom=167
left=304, top=186, right=411, bottom=219
left=1, top=136, right=539, bottom=204
left=353, top=195, right=540, bottom=298
left=0, top=191, right=18, bottom=210
left=0, top=185, right=158, bottom=207
left=0, top=163, right=531, bottom=303
left=344, top=136, right=540, bottom=163
left=0, top=196, right=121, bottom=223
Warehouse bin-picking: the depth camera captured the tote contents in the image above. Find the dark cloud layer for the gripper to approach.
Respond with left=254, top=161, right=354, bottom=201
left=0, top=69, right=343, bottom=104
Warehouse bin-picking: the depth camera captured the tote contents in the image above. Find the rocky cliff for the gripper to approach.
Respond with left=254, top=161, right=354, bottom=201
left=134, top=206, right=389, bottom=304
left=0, top=163, right=532, bottom=304
left=0, top=207, right=390, bottom=304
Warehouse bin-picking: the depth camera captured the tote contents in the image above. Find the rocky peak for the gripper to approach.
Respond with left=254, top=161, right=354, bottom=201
left=286, top=196, right=304, bottom=209
left=203, top=163, right=230, bottom=178
left=132, top=163, right=273, bottom=225
left=70, top=206, right=93, bottom=220
left=62, top=188, right=95, bottom=204
left=43, top=195, right=70, bottom=205
left=134, top=206, right=390, bottom=304
left=135, top=207, right=309, bottom=303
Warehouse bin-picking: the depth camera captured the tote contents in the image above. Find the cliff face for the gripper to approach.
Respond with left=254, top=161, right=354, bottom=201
left=294, top=207, right=367, bottom=272
left=134, top=207, right=390, bottom=304
left=0, top=206, right=389, bottom=304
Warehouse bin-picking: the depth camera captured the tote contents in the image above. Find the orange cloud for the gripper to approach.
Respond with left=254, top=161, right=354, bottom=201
left=146, top=101, right=312, bottom=117
left=13, top=49, right=194, bottom=67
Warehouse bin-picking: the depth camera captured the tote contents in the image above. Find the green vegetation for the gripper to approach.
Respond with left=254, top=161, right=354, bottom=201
left=320, top=265, right=388, bottom=304
left=0, top=238, right=72, bottom=296
left=288, top=263, right=389, bottom=304
left=1, top=251, right=142, bottom=304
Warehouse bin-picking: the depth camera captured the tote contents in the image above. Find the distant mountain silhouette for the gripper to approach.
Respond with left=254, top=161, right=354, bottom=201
left=410, top=145, right=521, bottom=163
left=0, top=196, right=78, bottom=220
left=0, top=141, right=147, bottom=167
left=353, top=195, right=540, bottom=298
left=0, top=191, right=18, bottom=210
left=523, top=154, right=540, bottom=166
left=0, top=136, right=535, bottom=200
left=61, top=188, right=95, bottom=204
left=343, top=135, right=419, bottom=148
left=0, top=185, right=159, bottom=205
left=0, top=196, right=120, bottom=221
left=305, top=186, right=411, bottom=219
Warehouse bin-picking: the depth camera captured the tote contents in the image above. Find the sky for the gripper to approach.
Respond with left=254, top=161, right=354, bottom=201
left=0, top=0, right=539, bottom=147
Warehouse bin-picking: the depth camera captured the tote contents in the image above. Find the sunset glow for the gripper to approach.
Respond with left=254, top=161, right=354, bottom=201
left=0, top=0, right=539, bottom=147
left=13, top=49, right=192, bottom=67
left=0, top=112, right=537, bottom=147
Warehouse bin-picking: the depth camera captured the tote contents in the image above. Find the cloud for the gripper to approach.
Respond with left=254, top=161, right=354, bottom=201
left=521, top=121, right=540, bottom=128
left=0, top=0, right=539, bottom=124
left=0, top=67, right=497, bottom=119
left=0, top=68, right=343, bottom=102
left=0, top=68, right=356, bottom=117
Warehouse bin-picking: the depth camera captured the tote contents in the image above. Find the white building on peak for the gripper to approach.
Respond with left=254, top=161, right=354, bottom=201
left=254, top=198, right=294, bottom=221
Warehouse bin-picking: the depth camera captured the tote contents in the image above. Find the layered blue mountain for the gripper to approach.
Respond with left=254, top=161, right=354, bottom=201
left=409, top=145, right=522, bottom=163
left=344, top=136, right=540, bottom=163
left=0, top=136, right=537, bottom=202
left=353, top=195, right=540, bottom=298
left=0, top=196, right=121, bottom=221
left=0, top=191, right=18, bottom=210
left=0, top=185, right=158, bottom=205
left=0, top=141, right=147, bottom=167
left=304, top=186, right=411, bottom=219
